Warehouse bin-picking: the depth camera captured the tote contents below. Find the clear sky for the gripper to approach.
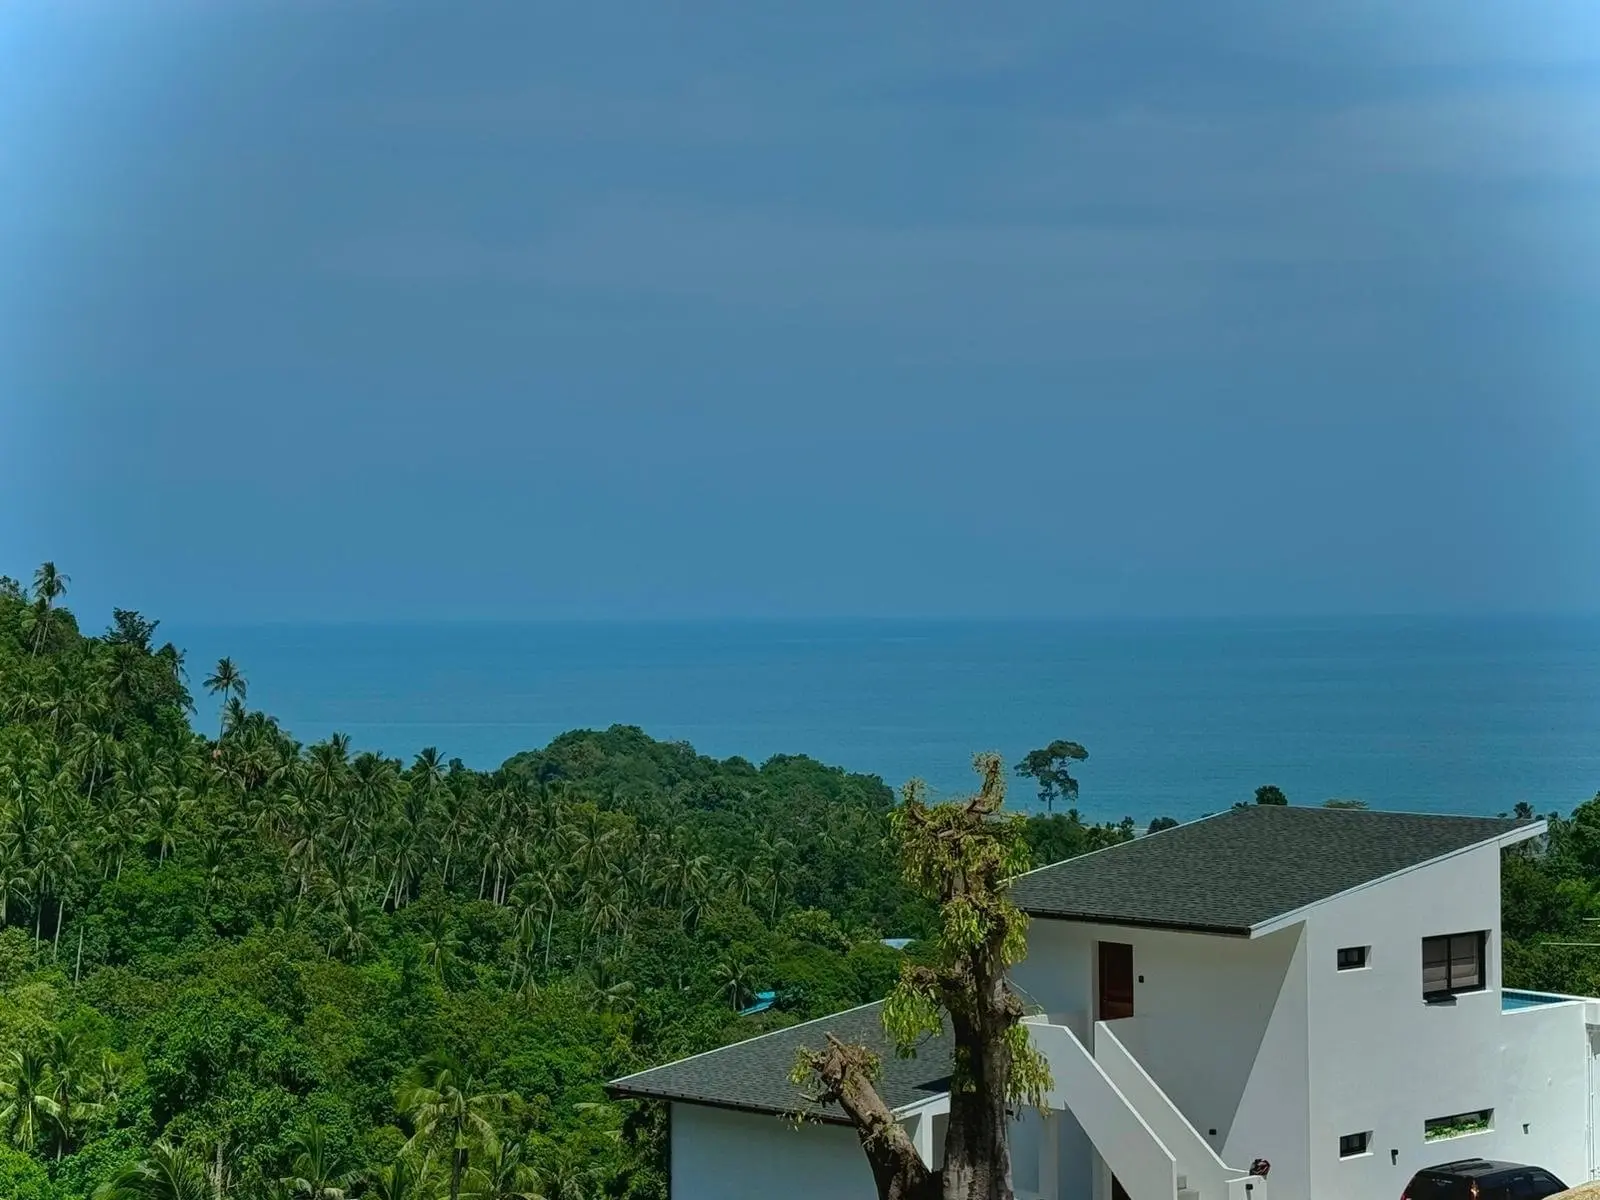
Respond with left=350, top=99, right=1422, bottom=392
left=4, top=1, right=1599, bottom=622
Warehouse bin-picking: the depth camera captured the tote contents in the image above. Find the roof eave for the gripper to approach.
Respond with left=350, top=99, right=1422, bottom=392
left=1020, top=909, right=1252, bottom=938
left=603, top=1083, right=857, bottom=1125
left=1247, top=820, right=1547, bottom=938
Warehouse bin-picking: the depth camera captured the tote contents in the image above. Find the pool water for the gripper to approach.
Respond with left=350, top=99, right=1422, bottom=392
left=1503, top=989, right=1571, bottom=1011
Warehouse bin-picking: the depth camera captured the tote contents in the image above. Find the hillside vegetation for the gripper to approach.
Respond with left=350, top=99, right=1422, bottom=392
left=0, top=566, right=1143, bottom=1199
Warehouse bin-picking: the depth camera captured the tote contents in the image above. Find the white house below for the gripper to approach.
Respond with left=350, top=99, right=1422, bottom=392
left=610, top=806, right=1600, bottom=1200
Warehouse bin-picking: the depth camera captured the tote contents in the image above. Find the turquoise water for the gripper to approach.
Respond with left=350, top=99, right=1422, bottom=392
left=167, top=617, right=1600, bottom=823
left=1503, top=990, right=1574, bottom=1010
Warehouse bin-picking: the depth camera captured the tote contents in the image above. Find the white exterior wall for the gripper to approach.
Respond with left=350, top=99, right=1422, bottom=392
left=671, top=1103, right=877, bottom=1200
left=1303, top=842, right=1591, bottom=1199
left=666, top=836, right=1596, bottom=1200
left=1011, top=918, right=1309, bottom=1199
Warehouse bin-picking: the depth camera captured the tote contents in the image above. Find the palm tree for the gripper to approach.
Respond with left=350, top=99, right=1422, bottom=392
left=396, top=1053, right=512, bottom=1200
left=94, top=1138, right=211, bottom=1200
left=366, top=1150, right=444, bottom=1200
left=579, top=958, right=635, bottom=1015
left=533, top=1150, right=598, bottom=1200
left=89, top=1049, right=132, bottom=1112
left=29, top=562, right=69, bottom=657
left=462, top=1139, right=541, bottom=1200
left=0, top=835, right=31, bottom=925
left=282, top=1117, right=355, bottom=1199
left=510, top=864, right=565, bottom=974
left=419, top=907, right=461, bottom=984
left=202, top=658, right=247, bottom=742
left=144, top=783, right=193, bottom=864
left=46, top=1027, right=101, bottom=1157
left=712, top=957, right=755, bottom=1012
left=328, top=892, right=377, bottom=962
left=0, top=1047, right=61, bottom=1151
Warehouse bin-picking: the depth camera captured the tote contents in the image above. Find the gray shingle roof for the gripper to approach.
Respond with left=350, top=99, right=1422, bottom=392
left=1010, top=805, right=1531, bottom=935
left=607, top=1001, right=953, bottom=1123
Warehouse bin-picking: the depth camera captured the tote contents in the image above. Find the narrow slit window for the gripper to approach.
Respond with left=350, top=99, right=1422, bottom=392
left=1424, top=1109, right=1493, bottom=1142
left=1338, top=1131, right=1371, bottom=1158
left=1337, top=946, right=1369, bottom=971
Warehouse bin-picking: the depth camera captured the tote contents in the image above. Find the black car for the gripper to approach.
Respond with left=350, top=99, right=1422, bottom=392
left=1404, top=1158, right=1568, bottom=1200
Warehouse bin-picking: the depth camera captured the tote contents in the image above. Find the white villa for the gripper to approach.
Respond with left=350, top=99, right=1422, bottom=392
left=609, top=806, right=1600, bottom=1200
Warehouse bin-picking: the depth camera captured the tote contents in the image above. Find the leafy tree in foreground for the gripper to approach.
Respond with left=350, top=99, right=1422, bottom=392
left=1253, top=784, right=1288, bottom=806
left=1011, top=740, right=1087, bottom=813
left=792, top=753, right=1052, bottom=1200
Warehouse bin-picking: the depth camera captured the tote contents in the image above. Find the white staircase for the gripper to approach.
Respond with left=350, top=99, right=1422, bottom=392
left=1022, top=1016, right=1268, bottom=1200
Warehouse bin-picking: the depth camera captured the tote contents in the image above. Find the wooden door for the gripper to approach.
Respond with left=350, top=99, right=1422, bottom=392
left=1098, top=941, right=1134, bottom=1021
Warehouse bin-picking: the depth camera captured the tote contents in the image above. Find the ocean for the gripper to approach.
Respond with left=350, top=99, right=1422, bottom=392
left=166, top=618, right=1600, bottom=824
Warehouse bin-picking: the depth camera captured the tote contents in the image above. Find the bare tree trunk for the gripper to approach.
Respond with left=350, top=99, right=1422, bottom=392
left=808, top=1035, right=940, bottom=1200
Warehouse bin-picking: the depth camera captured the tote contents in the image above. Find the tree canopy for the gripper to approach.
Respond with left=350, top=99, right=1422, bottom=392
left=0, top=565, right=1145, bottom=1198
left=1011, top=742, right=1088, bottom=813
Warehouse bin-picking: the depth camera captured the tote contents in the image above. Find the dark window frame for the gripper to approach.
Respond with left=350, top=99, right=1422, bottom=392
left=1338, top=1131, right=1371, bottom=1158
left=1422, top=931, right=1487, bottom=1000
left=1423, top=1107, right=1494, bottom=1142
left=1337, top=945, right=1369, bottom=971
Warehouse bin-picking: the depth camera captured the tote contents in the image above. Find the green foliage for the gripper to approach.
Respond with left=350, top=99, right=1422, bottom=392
left=1012, top=740, right=1088, bottom=812
left=11, top=563, right=1584, bottom=1199
left=0, top=566, right=1107, bottom=1198
left=1254, top=785, right=1288, bottom=806
left=1502, top=797, right=1600, bottom=998
left=885, top=757, right=1050, bottom=1104
left=0, top=1140, right=53, bottom=1199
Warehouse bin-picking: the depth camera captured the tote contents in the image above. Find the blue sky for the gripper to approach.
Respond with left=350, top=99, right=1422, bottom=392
left=4, top=1, right=1599, bottom=622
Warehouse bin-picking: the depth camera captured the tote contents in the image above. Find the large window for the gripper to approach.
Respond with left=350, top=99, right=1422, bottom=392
left=1423, top=932, right=1486, bottom=999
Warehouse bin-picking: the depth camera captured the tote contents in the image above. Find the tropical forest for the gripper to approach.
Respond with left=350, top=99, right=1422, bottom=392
left=0, top=563, right=1595, bottom=1199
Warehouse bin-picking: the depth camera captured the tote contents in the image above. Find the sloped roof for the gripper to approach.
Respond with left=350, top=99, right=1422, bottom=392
left=1010, top=804, right=1534, bottom=935
left=607, top=1001, right=953, bottom=1123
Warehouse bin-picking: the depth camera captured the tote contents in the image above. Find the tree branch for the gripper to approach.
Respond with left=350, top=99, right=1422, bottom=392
left=795, top=1035, right=939, bottom=1200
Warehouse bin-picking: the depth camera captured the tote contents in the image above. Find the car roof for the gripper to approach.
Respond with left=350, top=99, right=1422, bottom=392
left=1421, top=1159, right=1532, bottom=1178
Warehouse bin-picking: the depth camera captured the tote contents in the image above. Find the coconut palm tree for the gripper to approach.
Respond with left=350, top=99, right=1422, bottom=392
left=418, top=907, right=460, bottom=984
left=0, top=1047, right=61, bottom=1151
left=29, top=562, right=69, bottom=657
left=46, top=1027, right=100, bottom=1157
left=202, top=658, right=247, bottom=742
left=366, top=1149, right=444, bottom=1200
left=0, top=835, right=31, bottom=925
left=328, top=892, right=377, bottom=963
left=282, top=1117, right=356, bottom=1199
left=579, top=958, right=635, bottom=1015
left=396, top=1053, right=512, bottom=1200
left=532, top=1150, right=598, bottom=1200
left=510, top=863, right=565, bottom=974
left=144, top=783, right=193, bottom=864
left=712, top=957, right=755, bottom=1012
left=461, top=1139, right=541, bottom=1200
left=94, top=1138, right=211, bottom=1200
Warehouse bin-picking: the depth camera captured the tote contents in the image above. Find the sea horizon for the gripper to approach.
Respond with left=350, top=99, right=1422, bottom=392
left=164, top=614, right=1600, bottom=825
